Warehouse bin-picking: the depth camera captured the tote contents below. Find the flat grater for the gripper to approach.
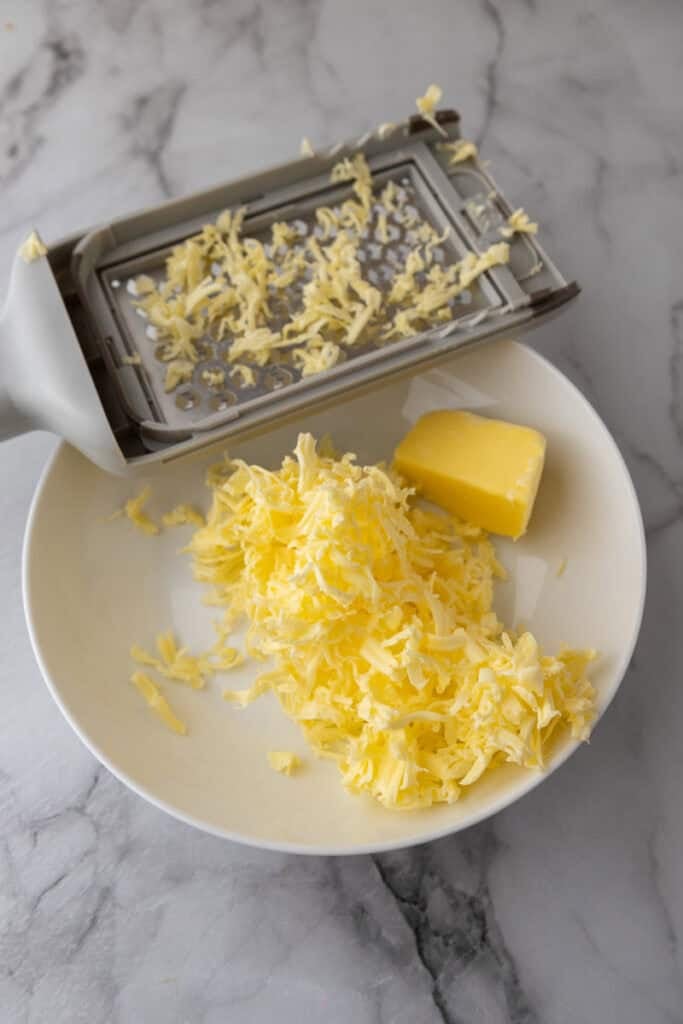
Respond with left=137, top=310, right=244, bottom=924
left=0, top=107, right=578, bottom=475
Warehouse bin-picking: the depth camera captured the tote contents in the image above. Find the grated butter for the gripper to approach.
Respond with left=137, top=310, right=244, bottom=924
left=191, top=434, right=595, bottom=810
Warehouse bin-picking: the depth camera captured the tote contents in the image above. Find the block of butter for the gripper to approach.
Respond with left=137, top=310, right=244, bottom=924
left=394, top=410, right=546, bottom=538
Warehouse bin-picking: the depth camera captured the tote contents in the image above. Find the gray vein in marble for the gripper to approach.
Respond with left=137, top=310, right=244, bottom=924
left=478, top=0, right=504, bottom=147
left=374, top=830, right=537, bottom=1024
left=200, top=0, right=268, bottom=64
left=122, top=81, right=186, bottom=198
left=558, top=348, right=598, bottom=404
left=288, top=0, right=346, bottom=130
left=629, top=443, right=683, bottom=539
left=573, top=912, right=682, bottom=1024
left=590, top=153, right=611, bottom=248
left=0, top=29, right=85, bottom=186
left=647, top=825, right=679, bottom=966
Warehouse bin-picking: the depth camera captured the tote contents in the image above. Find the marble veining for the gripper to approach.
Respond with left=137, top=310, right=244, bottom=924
left=0, top=0, right=682, bottom=1021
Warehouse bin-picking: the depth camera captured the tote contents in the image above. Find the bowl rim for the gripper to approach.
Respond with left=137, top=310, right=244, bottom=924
left=22, top=341, right=647, bottom=855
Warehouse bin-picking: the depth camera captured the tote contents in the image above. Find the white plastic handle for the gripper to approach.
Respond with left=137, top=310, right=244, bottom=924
left=0, top=245, right=126, bottom=473
left=0, top=378, right=29, bottom=441
left=0, top=261, right=35, bottom=441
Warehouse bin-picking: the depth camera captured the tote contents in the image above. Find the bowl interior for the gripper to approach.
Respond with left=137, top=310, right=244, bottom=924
left=24, top=340, right=646, bottom=853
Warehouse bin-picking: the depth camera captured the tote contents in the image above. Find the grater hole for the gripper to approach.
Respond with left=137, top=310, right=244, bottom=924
left=198, top=362, right=227, bottom=391
left=194, top=339, right=214, bottom=361
left=154, top=344, right=168, bottom=362
left=229, top=365, right=259, bottom=390
left=210, top=391, right=238, bottom=412
left=209, top=322, right=227, bottom=343
left=269, top=348, right=293, bottom=366
left=269, top=296, right=291, bottom=319
left=145, top=325, right=158, bottom=341
left=175, top=388, right=199, bottom=411
left=263, top=366, right=294, bottom=391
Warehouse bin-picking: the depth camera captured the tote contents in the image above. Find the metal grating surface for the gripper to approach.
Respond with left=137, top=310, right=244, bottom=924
left=99, top=162, right=498, bottom=429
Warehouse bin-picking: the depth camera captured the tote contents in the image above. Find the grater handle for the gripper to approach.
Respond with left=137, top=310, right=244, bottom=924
left=0, top=244, right=126, bottom=472
left=0, top=385, right=30, bottom=441
left=0, top=299, right=32, bottom=441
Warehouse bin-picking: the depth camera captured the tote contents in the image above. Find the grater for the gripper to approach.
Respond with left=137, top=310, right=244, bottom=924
left=0, top=108, right=578, bottom=475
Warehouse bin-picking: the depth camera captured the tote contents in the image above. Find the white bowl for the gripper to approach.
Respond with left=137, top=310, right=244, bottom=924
left=23, top=341, right=646, bottom=854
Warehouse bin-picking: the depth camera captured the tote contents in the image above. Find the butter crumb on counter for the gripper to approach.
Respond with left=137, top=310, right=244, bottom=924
left=556, top=556, right=568, bottom=578
left=267, top=752, right=302, bottom=776
left=20, top=231, right=48, bottom=263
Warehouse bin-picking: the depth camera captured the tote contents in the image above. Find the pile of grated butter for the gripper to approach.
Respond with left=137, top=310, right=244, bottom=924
left=160, top=433, right=595, bottom=810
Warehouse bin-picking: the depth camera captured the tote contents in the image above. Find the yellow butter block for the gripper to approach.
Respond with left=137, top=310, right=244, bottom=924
left=394, top=410, right=546, bottom=538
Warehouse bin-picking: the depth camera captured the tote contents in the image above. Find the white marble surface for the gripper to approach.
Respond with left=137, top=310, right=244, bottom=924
left=0, top=0, right=681, bottom=1020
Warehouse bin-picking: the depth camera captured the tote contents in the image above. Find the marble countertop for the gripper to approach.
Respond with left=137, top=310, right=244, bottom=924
left=1, top=1, right=681, bottom=1021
